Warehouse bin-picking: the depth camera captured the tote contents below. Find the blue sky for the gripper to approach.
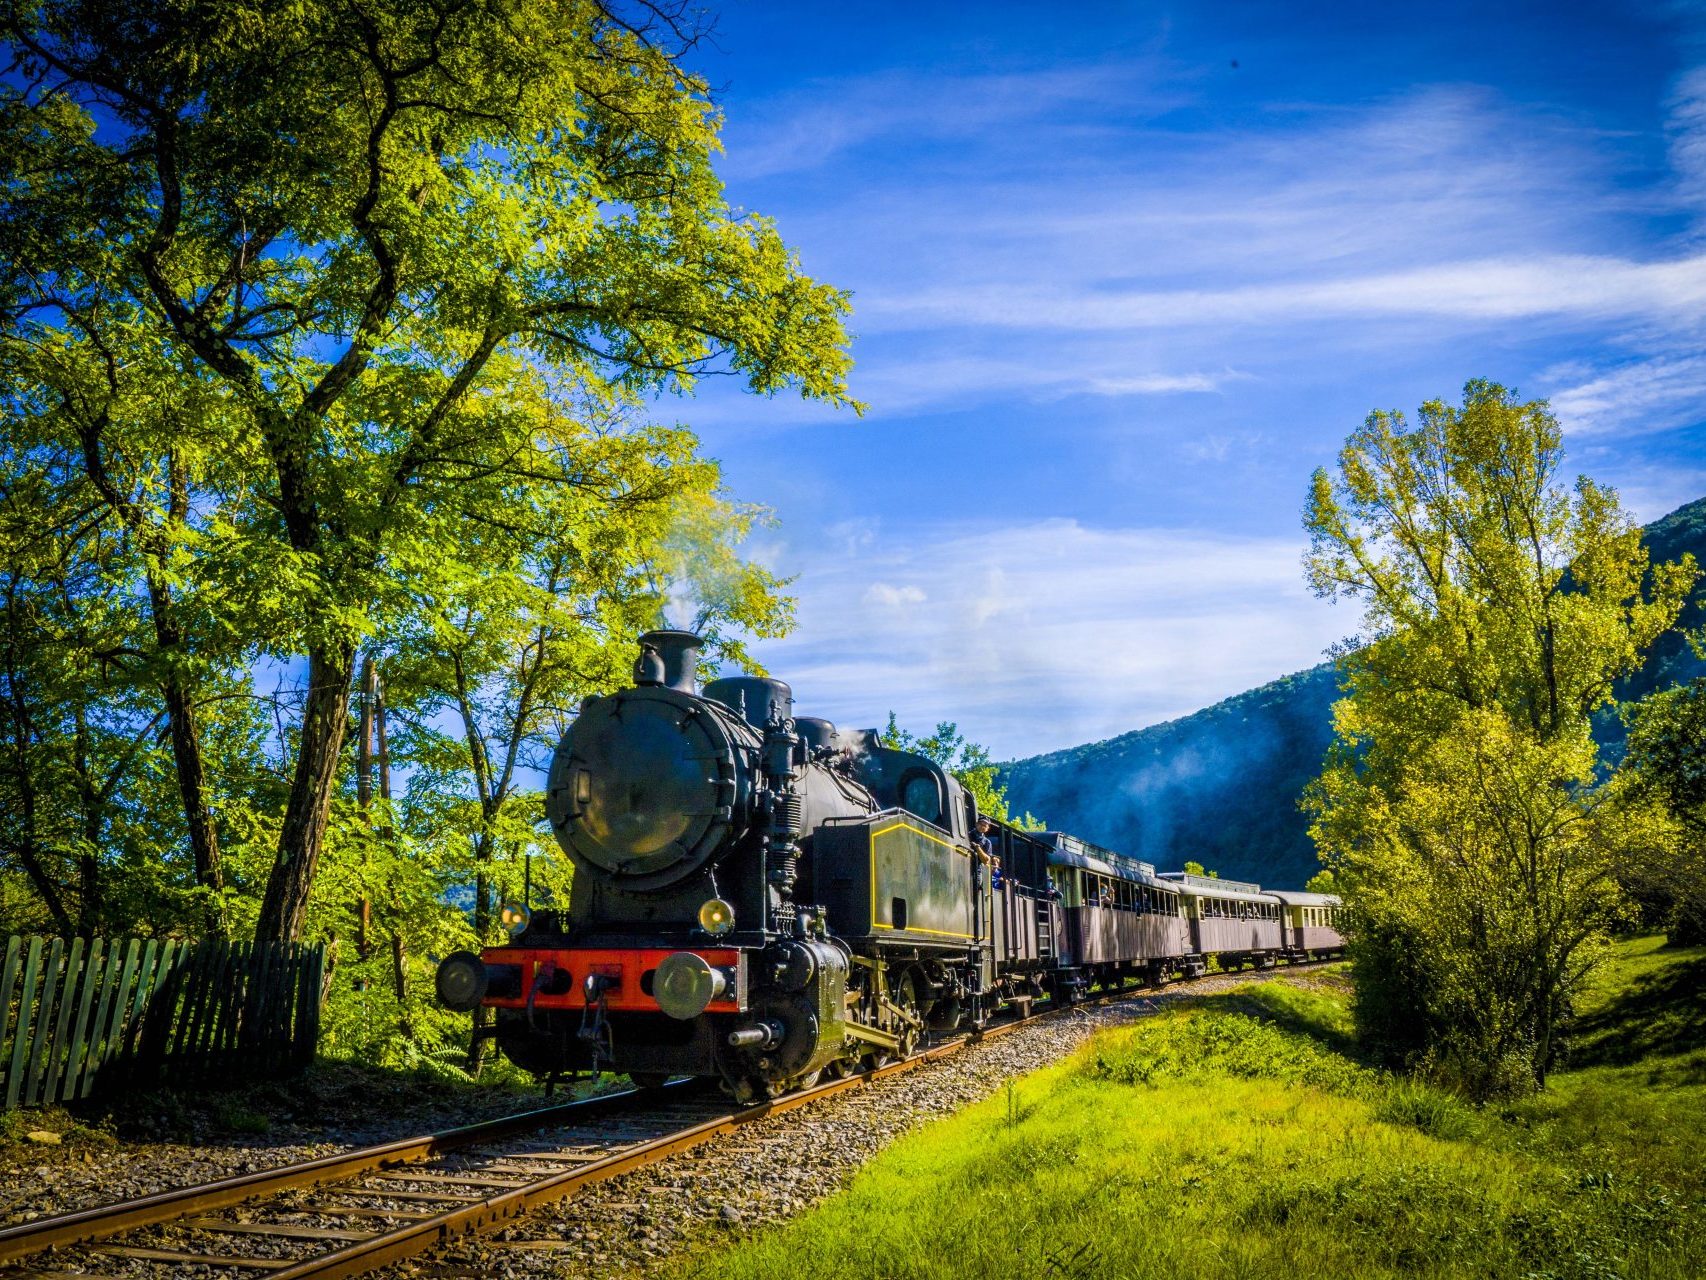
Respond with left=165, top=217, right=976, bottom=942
left=664, top=0, right=1706, bottom=759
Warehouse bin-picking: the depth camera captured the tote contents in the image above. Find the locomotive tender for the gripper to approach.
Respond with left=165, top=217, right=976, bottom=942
left=435, top=631, right=1344, bottom=1099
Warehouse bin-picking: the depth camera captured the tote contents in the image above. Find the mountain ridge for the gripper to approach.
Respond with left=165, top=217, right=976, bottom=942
left=997, top=496, right=1706, bottom=889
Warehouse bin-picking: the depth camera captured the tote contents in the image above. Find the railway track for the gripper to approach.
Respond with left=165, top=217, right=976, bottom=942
left=0, top=964, right=1327, bottom=1280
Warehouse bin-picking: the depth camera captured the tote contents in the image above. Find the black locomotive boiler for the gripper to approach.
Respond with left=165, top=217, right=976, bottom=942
left=435, top=630, right=1342, bottom=1098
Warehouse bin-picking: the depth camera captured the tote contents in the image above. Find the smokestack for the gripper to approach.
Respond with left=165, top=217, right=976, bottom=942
left=634, top=630, right=703, bottom=694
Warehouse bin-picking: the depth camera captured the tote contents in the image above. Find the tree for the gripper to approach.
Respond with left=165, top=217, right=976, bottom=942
left=1303, top=380, right=1695, bottom=1094
left=1304, top=869, right=1336, bottom=894
left=881, top=714, right=1042, bottom=828
left=1622, top=675, right=1706, bottom=945
left=0, top=448, right=275, bottom=936
left=2, top=0, right=858, bottom=941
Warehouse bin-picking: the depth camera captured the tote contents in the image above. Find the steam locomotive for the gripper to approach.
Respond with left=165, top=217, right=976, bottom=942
left=434, top=630, right=1343, bottom=1100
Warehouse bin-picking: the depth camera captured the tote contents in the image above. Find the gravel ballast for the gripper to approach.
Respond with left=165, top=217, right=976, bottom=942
left=404, top=968, right=1323, bottom=1280
left=0, top=967, right=1330, bottom=1279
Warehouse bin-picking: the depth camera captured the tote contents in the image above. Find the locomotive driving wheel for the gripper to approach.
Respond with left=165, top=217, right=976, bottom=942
left=891, top=968, right=925, bottom=1060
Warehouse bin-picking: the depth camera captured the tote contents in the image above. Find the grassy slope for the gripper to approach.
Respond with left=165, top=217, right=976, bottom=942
left=672, top=938, right=1706, bottom=1280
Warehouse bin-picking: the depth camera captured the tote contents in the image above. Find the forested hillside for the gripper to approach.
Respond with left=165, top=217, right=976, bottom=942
left=999, top=496, right=1706, bottom=888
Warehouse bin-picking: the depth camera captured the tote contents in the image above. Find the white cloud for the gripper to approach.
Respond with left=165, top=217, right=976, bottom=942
left=1547, top=353, right=1706, bottom=437
left=1668, top=66, right=1706, bottom=222
left=721, top=62, right=1179, bottom=181
left=865, top=252, right=1706, bottom=332
left=1084, top=373, right=1226, bottom=395
left=839, top=353, right=1242, bottom=415
left=863, top=582, right=927, bottom=605
left=747, top=519, right=1347, bottom=759
left=708, top=79, right=1703, bottom=429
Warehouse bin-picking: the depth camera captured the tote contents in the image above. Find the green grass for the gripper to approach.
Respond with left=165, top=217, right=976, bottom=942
left=669, top=940, right=1706, bottom=1280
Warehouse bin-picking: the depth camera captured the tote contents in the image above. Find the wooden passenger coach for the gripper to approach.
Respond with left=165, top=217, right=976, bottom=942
left=1043, top=833, right=1192, bottom=988
left=1160, top=872, right=1284, bottom=969
left=1268, top=890, right=1346, bottom=959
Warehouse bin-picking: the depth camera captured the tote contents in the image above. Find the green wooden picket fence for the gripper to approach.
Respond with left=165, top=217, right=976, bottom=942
left=0, top=935, right=325, bottom=1110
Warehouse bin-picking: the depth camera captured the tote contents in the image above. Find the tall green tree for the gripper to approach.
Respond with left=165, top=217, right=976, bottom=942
left=0, top=444, right=272, bottom=936
left=1, top=0, right=857, bottom=940
left=1622, top=675, right=1706, bottom=945
left=1303, top=380, right=1695, bottom=1093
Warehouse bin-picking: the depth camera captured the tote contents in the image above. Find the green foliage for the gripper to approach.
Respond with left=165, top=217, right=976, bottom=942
left=1, top=0, right=857, bottom=942
left=1305, top=868, right=1337, bottom=893
left=1622, top=679, right=1706, bottom=944
left=671, top=941, right=1706, bottom=1280
left=1303, top=381, right=1696, bottom=1094
left=880, top=714, right=1038, bottom=825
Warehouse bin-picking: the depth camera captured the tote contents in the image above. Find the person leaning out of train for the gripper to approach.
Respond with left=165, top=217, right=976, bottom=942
left=975, top=817, right=1004, bottom=887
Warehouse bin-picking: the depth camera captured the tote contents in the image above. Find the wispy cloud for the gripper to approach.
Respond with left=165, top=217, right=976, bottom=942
left=866, top=252, right=1706, bottom=331
left=686, top=22, right=1706, bottom=766
left=838, top=351, right=1243, bottom=414
left=1547, top=352, right=1706, bottom=437
left=721, top=61, right=1179, bottom=180
left=1667, top=65, right=1706, bottom=225
left=1084, top=373, right=1228, bottom=395
left=746, top=520, right=1347, bottom=758
left=719, top=78, right=1693, bottom=424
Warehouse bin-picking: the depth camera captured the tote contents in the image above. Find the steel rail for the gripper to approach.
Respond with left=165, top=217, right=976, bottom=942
left=0, top=1081, right=695, bottom=1264
left=4, top=961, right=1329, bottom=1279
left=261, top=1009, right=1054, bottom=1280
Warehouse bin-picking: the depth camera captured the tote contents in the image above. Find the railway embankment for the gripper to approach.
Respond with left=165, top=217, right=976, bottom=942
left=0, top=1061, right=546, bottom=1224
left=669, top=936, right=1706, bottom=1280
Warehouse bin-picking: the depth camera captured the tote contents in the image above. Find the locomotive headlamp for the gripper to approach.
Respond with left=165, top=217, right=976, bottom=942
left=498, top=901, right=531, bottom=935
left=697, top=897, right=736, bottom=936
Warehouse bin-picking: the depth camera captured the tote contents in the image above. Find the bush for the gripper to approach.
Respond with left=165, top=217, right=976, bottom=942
left=1371, top=1079, right=1474, bottom=1141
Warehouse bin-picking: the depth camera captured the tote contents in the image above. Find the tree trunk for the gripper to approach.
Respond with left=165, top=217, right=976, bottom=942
left=257, top=643, right=356, bottom=942
left=79, top=439, right=226, bottom=933
left=70, top=705, right=105, bottom=933
left=355, top=655, right=376, bottom=960
left=161, top=678, right=226, bottom=935
left=8, top=838, right=74, bottom=937
left=465, top=833, right=494, bottom=1076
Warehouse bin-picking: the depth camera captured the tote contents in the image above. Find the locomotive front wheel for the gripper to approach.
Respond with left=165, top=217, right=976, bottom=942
left=628, top=1072, right=673, bottom=1091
